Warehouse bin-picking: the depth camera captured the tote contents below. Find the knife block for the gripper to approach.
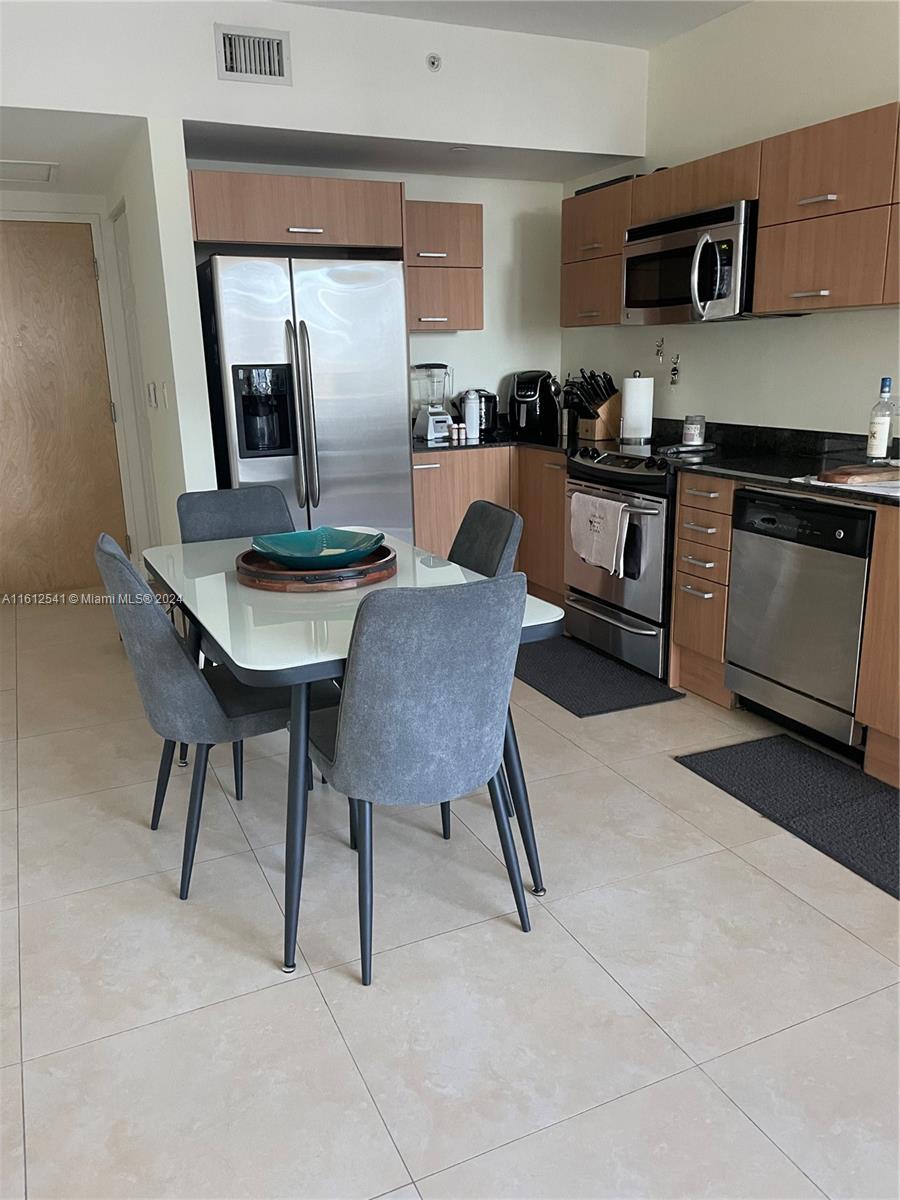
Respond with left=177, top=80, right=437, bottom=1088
left=577, top=392, right=621, bottom=442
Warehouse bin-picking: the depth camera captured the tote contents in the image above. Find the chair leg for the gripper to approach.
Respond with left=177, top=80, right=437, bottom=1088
left=177, top=743, right=189, bottom=768
left=356, top=800, right=374, bottom=985
left=487, top=773, right=531, bottom=933
left=440, top=801, right=451, bottom=840
left=232, top=740, right=244, bottom=802
left=180, top=744, right=210, bottom=901
left=348, top=797, right=358, bottom=851
left=151, top=739, right=176, bottom=830
left=504, top=710, right=545, bottom=895
left=307, top=755, right=313, bottom=792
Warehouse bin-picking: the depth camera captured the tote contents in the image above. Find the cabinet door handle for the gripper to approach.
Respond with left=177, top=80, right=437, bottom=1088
left=683, top=521, right=717, bottom=534
left=417, top=251, right=448, bottom=258
left=680, top=584, right=714, bottom=599
left=579, top=242, right=603, bottom=251
left=418, top=316, right=449, bottom=322
left=287, top=226, right=325, bottom=234
left=682, top=554, right=716, bottom=569
left=413, top=462, right=441, bottom=470
left=577, top=310, right=602, bottom=317
left=544, top=462, right=564, bottom=470
left=685, top=487, right=719, bottom=498
left=796, top=193, right=838, bottom=206
left=790, top=289, right=831, bottom=298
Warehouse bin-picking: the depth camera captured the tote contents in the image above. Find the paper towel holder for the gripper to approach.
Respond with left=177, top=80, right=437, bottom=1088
left=620, top=370, right=654, bottom=447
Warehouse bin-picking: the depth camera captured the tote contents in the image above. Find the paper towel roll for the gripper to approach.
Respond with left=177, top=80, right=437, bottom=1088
left=621, top=376, right=654, bottom=441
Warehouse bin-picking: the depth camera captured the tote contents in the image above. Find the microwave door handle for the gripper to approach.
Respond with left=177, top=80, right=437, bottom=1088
left=285, top=319, right=308, bottom=509
left=298, top=320, right=320, bottom=508
left=690, top=232, right=712, bottom=318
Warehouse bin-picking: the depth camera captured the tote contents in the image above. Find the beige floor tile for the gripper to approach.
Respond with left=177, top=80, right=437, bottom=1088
left=379, top=1187, right=420, bottom=1200
left=16, top=638, right=144, bottom=737
left=0, top=634, right=14, bottom=693
left=0, top=692, right=15, bottom=742
left=613, top=745, right=777, bottom=847
left=14, top=594, right=116, bottom=651
left=549, top=851, right=898, bottom=1061
left=0, top=810, right=16, bottom=910
left=17, top=717, right=162, bottom=807
left=736, top=833, right=900, bottom=964
left=20, top=851, right=305, bottom=1059
left=0, top=1065, right=25, bottom=1200
left=0, top=740, right=16, bottom=811
left=1, top=909, right=19, bottom=1067
left=318, top=907, right=689, bottom=1178
left=257, top=806, right=522, bottom=971
left=419, top=1068, right=822, bottom=1199
left=23, top=978, right=409, bottom=1200
left=453, top=767, right=718, bottom=901
left=679, top=693, right=782, bottom=738
left=214, top=755, right=347, bottom=848
left=706, top=986, right=899, bottom=1200
left=18, top=772, right=249, bottom=905
left=509, top=678, right=545, bottom=713
left=525, top=694, right=737, bottom=765
left=507, top=704, right=598, bottom=781
left=208, top=727, right=290, bottom=772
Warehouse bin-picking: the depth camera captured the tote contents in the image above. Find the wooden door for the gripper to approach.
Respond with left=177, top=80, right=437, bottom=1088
left=560, top=257, right=622, bottom=326
left=0, top=221, right=127, bottom=591
left=404, top=201, right=483, bottom=267
left=406, top=267, right=483, bottom=331
left=884, top=205, right=899, bottom=305
left=630, top=143, right=761, bottom=225
left=759, top=103, right=899, bottom=227
left=561, top=181, right=631, bottom=264
left=412, top=448, right=510, bottom=557
left=190, top=170, right=404, bottom=247
left=753, top=207, right=890, bottom=313
left=516, top=448, right=566, bottom=600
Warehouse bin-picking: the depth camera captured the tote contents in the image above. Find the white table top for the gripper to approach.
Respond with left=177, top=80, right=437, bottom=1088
left=144, top=534, right=564, bottom=685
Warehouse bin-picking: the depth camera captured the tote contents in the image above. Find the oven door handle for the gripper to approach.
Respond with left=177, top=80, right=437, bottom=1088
left=566, top=598, right=658, bottom=636
left=566, top=485, right=662, bottom=516
left=690, top=232, right=712, bottom=319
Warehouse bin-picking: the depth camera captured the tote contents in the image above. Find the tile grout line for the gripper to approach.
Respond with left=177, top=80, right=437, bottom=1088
left=13, top=613, right=28, bottom=1200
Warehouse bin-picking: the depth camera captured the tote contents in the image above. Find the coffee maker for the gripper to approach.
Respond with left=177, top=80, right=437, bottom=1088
left=509, top=371, right=561, bottom=446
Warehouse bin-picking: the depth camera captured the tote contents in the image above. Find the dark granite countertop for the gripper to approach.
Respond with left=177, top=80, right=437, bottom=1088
left=671, top=453, right=899, bottom=507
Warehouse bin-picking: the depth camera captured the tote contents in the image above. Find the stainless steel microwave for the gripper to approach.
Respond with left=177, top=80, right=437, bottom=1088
left=622, top=200, right=756, bottom=324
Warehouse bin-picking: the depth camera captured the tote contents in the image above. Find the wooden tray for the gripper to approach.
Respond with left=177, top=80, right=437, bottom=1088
left=818, top=463, right=900, bottom=485
left=236, top=544, right=397, bottom=592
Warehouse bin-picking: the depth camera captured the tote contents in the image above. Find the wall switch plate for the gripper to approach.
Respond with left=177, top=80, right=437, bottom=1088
left=161, top=382, right=170, bottom=410
left=147, top=382, right=158, bottom=408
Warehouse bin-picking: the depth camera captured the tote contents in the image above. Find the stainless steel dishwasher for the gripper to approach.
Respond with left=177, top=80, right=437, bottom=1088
left=725, top=490, right=874, bottom=744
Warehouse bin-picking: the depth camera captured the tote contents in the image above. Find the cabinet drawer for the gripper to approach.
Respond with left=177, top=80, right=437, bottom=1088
left=406, top=267, right=483, bottom=331
left=560, top=257, right=622, bottom=327
left=561, top=181, right=631, bottom=264
left=404, top=201, right=483, bottom=268
left=754, top=206, right=890, bottom=313
left=630, top=143, right=760, bottom=225
left=673, top=571, right=728, bottom=661
left=676, top=538, right=731, bottom=587
left=678, top=506, right=731, bottom=550
left=759, top=103, right=899, bottom=227
left=190, top=171, right=404, bottom=247
left=678, top=473, right=735, bottom=514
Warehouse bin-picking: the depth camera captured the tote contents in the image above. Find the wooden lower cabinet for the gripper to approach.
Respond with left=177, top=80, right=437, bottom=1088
left=406, top=267, right=483, bottom=332
left=560, top=256, right=622, bottom=327
left=412, top=448, right=509, bottom=558
left=856, top=505, right=899, bottom=785
left=672, top=572, right=728, bottom=661
left=753, top=207, right=891, bottom=313
left=515, top=447, right=567, bottom=602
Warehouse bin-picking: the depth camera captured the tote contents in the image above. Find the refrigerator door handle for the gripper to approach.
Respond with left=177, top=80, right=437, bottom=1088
left=285, top=319, right=308, bottom=509
left=298, top=319, right=321, bottom=508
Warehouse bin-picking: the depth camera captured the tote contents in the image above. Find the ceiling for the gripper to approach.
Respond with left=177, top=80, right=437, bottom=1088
left=295, top=1, right=747, bottom=49
left=0, top=108, right=141, bottom=194
left=185, top=120, right=631, bottom=183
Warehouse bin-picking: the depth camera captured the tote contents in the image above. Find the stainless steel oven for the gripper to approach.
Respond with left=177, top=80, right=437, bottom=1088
left=565, top=478, right=670, bottom=677
left=622, top=200, right=755, bottom=325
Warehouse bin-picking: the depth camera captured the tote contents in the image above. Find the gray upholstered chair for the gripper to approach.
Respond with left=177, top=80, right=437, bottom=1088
left=175, top=485, right=295, bottom=789
left=306, top=575, right=531, bottom=985
left=95, top=533, right=296, bottom=900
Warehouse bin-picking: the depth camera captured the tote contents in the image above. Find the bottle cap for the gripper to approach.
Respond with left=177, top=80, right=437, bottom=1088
left=881, top=377, right=892, bottom=393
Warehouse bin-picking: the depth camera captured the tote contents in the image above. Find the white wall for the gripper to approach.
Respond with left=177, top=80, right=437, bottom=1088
left=563, top=1, right=900, bottom=434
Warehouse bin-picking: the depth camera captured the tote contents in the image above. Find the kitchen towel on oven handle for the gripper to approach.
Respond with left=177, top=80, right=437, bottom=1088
left=570, top=492, right=629, bottom=577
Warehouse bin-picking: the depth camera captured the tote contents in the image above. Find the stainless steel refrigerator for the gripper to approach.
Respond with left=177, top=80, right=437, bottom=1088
left=198, top=255, right=413, bottom=542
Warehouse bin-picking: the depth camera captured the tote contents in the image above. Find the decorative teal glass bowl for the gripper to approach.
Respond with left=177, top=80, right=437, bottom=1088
left=251, top=527, right=385, bottom=570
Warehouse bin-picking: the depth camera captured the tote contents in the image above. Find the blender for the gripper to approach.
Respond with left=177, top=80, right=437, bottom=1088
left=411, top=362, right=454, bottom=444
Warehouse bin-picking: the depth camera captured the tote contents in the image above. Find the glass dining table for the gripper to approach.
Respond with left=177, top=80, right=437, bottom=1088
left=144, top=533, right=564, bottom=971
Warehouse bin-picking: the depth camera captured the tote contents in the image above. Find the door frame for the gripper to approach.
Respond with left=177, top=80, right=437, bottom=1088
left=0, top=208, right=150, bottom=562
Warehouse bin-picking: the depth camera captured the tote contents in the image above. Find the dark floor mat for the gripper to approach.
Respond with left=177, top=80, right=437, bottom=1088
left=515, top=637, right=684, bottom=718
left=676, top=735, right=899, bottom=898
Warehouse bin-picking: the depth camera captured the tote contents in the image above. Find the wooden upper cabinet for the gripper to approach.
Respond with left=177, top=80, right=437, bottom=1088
left=190, top=170, right=403, bottom=247
left=630, top=143, right=761, bottom=226
left=885, top=205, right=899, bottom=305
left=561, top=181, right=632, bottom=264
left=856, top=505, right=899, bottom=740
left=406, top=266, right=483, bottom=332
left=404, top=201, right=483, bottom=268
left=560, top=257, right=622, bottom=327
left=754, top=206, right=890, bottom=313
left=759, top=103, right=899, bottom=228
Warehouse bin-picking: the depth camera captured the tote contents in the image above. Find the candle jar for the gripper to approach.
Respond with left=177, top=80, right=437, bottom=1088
left=682, top=415, right=706, bottom=446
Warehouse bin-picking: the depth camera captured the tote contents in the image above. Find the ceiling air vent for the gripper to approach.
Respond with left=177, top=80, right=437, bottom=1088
left=215, top=24, right=292, bottom=86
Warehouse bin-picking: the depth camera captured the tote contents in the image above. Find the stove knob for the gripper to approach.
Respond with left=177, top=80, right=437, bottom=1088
left=588, top=447, right=602, bottom=460
left=578, top=447, right=592, bottom=459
